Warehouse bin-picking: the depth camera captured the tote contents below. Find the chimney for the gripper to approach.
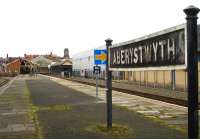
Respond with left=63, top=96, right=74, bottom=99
left=6, top=53, right=8, bottom=63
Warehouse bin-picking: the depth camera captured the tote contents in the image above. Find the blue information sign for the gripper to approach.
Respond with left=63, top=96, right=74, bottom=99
left=94, top=50, right=107, bottom=65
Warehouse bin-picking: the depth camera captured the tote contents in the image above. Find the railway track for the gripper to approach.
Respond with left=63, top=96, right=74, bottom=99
left=0, top=78, right=9, bottom=87
left=47, top=74, right=197, bottom=108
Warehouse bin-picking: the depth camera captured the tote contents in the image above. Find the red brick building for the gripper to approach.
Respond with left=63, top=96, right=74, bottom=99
left=6, top=58, right=38, bottom=74
left=6, top=59, right=21, bottom=74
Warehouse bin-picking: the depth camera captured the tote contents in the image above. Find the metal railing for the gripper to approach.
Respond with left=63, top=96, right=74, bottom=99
left=72, top=69, right=199, bottom=93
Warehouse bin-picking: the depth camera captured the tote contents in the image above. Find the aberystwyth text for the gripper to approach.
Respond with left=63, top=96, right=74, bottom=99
left=109, top=28, right=185, bottom=70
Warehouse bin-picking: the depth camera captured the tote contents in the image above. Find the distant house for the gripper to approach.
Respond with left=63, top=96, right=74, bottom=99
left=0, top=58, right=6, bottom=73
left=24, top=54, right=39, bottom=61
left=0, top=64, right=5, bottom=73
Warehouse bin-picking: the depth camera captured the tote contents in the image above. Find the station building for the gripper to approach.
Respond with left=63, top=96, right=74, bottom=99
left=51, top=59, right=72, bottom=77
left=72, top=24, right=200, bottom=92
left=31, top=49, right=72, bottom=76
left=31, top=55, right=54, bottom=74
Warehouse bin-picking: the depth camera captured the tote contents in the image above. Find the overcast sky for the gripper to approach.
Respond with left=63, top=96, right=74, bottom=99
left=0, top=0, right=199, bottom=58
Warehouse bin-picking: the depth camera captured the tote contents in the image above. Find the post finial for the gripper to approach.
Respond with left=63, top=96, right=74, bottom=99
left=184, top=5, right=200, bottom=18
left=105, top=38, right=113, bottom=46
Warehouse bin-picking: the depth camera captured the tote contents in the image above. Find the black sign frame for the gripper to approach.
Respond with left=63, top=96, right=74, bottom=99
left=108, top=24, right=187, bottom=71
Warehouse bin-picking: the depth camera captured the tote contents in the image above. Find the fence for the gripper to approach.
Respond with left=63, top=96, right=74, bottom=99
left=72, top=69, right=200, bottom=92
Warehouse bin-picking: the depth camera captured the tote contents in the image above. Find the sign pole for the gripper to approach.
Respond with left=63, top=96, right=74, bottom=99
left=94, top=65, right=101, bottom=99
left=184, top=5, right=199, bottom=139
left=105, top=38, right=113, bottom=128
left=96, top=65, right=99, bottom=99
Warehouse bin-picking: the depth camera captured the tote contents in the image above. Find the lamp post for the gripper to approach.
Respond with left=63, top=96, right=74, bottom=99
left=105, top=38, right=113, bottom=128
left=184, top=5, right=200, bottom=139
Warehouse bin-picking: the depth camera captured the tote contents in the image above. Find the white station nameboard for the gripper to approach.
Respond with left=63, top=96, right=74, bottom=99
left=109, top=24, right=187, bottom=71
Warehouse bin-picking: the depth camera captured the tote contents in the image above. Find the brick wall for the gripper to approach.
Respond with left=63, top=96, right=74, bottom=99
left=6, top=59, right=21, bottom=74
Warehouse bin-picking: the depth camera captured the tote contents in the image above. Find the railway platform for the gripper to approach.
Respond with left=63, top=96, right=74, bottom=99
left=0, top=74, right=190, bottom=138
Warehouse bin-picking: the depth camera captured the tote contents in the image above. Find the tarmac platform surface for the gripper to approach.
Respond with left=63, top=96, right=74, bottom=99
left=0, top=75, right=189, bottom=138
left=40, top=75, right=189, bottom=138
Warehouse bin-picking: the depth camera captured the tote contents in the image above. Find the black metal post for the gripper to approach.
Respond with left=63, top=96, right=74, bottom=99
left=184, top=5, right=200, bottom=139
left=105, top=38, right=113, bottom=128
left=171, top=70, right=176, bottom=90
